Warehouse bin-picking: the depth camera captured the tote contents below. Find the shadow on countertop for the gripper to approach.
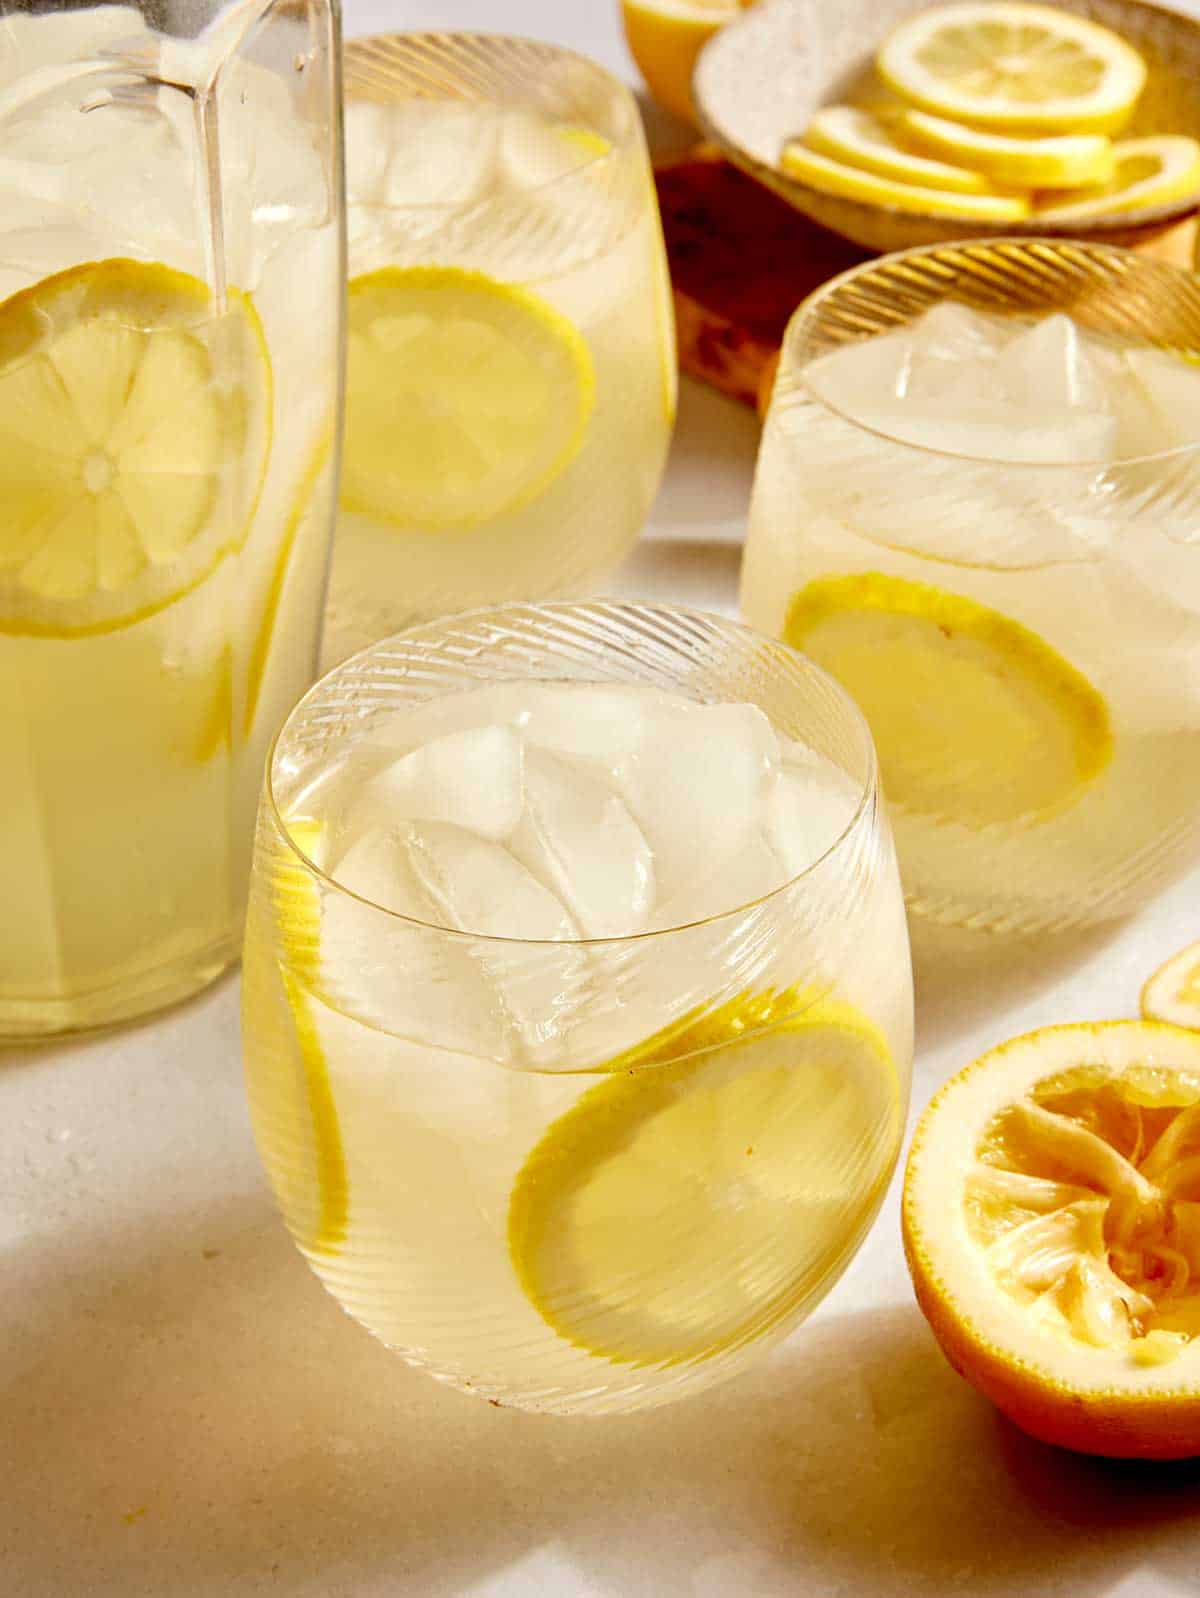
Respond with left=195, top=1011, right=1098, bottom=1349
left=6, top=1195, right=1200, bottom=1598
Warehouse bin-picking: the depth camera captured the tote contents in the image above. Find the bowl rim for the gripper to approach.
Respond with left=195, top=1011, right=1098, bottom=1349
left=694, top=0, right=1200, bottom=239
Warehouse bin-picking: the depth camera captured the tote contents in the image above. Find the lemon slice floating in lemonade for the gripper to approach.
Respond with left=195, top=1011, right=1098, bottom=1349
left=877, top=2, right=1147, bottom=136
left=256, top=816, right=349, bottom=1258
left=342, top=265, right=595, bottom=532
left=0, top=258, right=272, bottom=637
left=509, top=989, right=899, bottom=1368
left=904, top=1020, right=1200, bottom=1458
left=785, top=573, right=1112, bottom=828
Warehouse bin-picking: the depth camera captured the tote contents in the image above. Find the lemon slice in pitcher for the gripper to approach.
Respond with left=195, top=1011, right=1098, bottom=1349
left=342, top=265, right=595, bottom=532
left=509, top=991, right=899, bottom=1368
left=785, top=573, right=1112, bottom=828
left=0, top=258, right=272, bottom=638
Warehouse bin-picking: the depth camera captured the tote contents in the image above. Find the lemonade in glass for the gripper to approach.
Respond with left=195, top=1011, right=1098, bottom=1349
left=744, top=240, right=1200, bottom=935
left=242, top=603, right=912, bottom=1413
left=0, top=0, right=343, bottom=1036
left=322, top=34, right=676, bottom=664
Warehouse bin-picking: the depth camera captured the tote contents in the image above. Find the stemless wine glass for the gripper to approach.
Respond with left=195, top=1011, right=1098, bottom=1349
left=744, top=239, right=1200, bottom=935
left=0, top=0, right=344, bottom=1036
left=242, top=603, right=913, bottom=1415
left=322, top=35, right=676, bottom=664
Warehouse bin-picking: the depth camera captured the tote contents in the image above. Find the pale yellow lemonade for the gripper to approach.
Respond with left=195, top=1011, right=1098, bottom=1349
left=323, top=43, right=675, bottom=664
left=243, top=677, right=911, bottom=1412
left=0, top=3, right=341, bottom=1034
left=744, top=292, right=1200, bottom=933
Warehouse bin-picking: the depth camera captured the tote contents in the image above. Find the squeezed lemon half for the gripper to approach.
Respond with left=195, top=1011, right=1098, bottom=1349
left=342, top=265, right=594, bottom=532
left=785, top=573, right=1112, bottom=828
left=0, top=258, right=272, bottom=637
left=509, top=989, right=899, bottom=1368
left=904, top=1020, right=1200, bottom=1458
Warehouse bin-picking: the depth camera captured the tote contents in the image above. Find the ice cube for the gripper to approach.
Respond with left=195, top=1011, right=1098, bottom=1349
left=352, top=725, right=524, bottom=843
left=617, top=700, right=780, bottom=902
left=805, top=330, right=913, bottom=411
left=407, top=819, right=575, bottom=941
left=375, top=100, right=499, bottom=211
left=992, top=314, right=1111, bottom=414
left=848, top=396, right=1117, bottom=463
left=1123, top=347, right=1200, bottom=449
left=767, top=757, right=863, bottom=879
left=649, top=828, right=785, bottom=930
left=320, top=825, right=511, bottom=1060
left=407, top=820, right=584, bottom=1066
left=510, top=747, right=654, bottom=938
left=511, top=682, right=647, bottom=777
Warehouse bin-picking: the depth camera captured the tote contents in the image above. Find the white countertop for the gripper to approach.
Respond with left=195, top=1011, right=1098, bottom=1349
left=5, top=4, right=1200, bottom=1595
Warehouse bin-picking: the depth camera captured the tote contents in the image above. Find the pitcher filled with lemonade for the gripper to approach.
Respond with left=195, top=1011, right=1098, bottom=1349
left=0, top=0, right=343, bottom=1036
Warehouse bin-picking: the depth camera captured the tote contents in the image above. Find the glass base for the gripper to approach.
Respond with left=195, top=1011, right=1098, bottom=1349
left=0, top=936, right=239, bottom=1042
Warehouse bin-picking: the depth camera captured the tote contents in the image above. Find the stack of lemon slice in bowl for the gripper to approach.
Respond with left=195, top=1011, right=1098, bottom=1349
left=780, top=1, right=1200, bottom=227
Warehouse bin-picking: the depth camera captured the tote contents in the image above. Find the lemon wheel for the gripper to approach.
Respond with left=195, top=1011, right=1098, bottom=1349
left=342, top=265, right=594, bottom=533
left=1037, top=136, right=1200, bottom=220
left=904, top=1020, right=1200, bottom=1458
left=253, top=817, right=349, bottom=1258
left=800, top=106, right=991, bottom=196
left=900, top=109, right=1115, bottom=189
left=1143, top=942, right=1200, bottom=1033
left=779, top=142, right=1030, bottom=220
left=784, top=573, right=1112, bottom=828
left=0, top=258, right=272, bottom=638
left=877, top=2, right=1147, bottom=136
left=509, top=990, right=900, bottom=1368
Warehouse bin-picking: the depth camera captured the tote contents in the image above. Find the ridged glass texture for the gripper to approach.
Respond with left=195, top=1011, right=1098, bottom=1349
left=242, top=603, right=913, bottom=1414
left=743, top=239, right=1200, bottom=934
left=323, top=35, right=676, bottom=664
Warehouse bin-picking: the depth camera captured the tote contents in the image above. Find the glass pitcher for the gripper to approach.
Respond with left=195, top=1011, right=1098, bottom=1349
left=0, top=0, right=344, bottom=1036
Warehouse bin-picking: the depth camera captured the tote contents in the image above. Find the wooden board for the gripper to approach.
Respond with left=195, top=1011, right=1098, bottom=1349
left=655, top=150, right=1200, bottom=416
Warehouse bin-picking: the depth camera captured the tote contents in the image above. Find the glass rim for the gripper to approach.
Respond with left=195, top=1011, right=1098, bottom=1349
left=264, top=601, right=881, bottom=949
left=787, top=236, right=1200, bottom=472
left=342, top=30, right=638, bottom=214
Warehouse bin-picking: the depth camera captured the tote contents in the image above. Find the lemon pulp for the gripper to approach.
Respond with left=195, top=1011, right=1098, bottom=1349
left=785, top=572, right=1112, bottom=828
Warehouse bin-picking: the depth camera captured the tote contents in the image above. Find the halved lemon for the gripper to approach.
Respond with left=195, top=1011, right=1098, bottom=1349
left=901, top=109, right=1115, bottom=189
left=801, top=106, right=990, bottom=195
left=784, top=573, right=1112, bottom=828
left=779, top=142, right=1030, bottom=220
left=1143, top=942, right=1200, bottom=1033
left=0, top=258, right=272, bottom=637
left=877, top=2, right=1147, bottom=136
left=342, top=265, right=594, bottom=532
left=619, top=0, right=749, bottom=124
left=509, top=989, right=900, bottom=1367
left=904, top=1020, right=1200, bottom=1458
left=1037, top=135, right=1200, bottom=220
